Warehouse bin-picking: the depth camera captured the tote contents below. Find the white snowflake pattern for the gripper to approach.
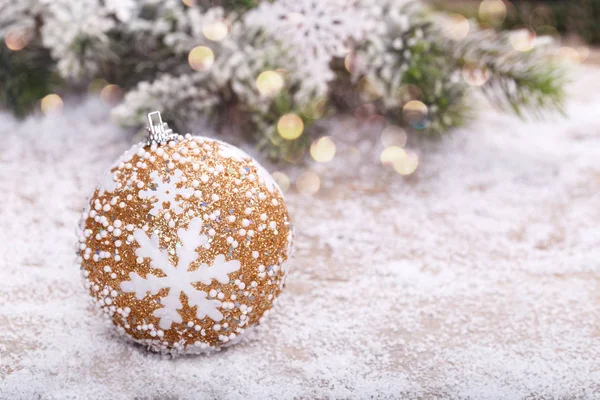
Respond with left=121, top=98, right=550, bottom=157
left=120, top=218, right=241, bottom=330
left=97, top=169, right=119, bottom=196
left=138, top=169, right=194, bottom=215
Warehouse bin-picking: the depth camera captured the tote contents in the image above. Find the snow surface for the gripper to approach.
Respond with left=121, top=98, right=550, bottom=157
left=1, top=66, right=599, bottom=399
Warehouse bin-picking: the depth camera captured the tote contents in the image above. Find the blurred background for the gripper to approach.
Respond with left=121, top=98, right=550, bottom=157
left=433, top=0, right=600, bottom=46
left=0, top=0, right=593, bottom=182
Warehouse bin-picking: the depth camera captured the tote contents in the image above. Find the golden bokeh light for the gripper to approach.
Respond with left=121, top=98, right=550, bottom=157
left=304, top=99, right=327, bottom=120
left=509, top=29, right=536, bottom=52
left=380, top=146, right=407, bottom=169
left=188, top=46, right=215, bottom=71
left=462, top=65, right=490, bottom=86
left=479, top=0, right=507, bottom=26
left=202, top=20, right=229, bottom=41
left=556, top=46, right=581, bottom=63
left=396, top=84, right=424, bottom=106
left=381, top=125, right=407, bottom=148
left=358, top=77, right=381, bottom=102
left=277, top=113, right=304, bottom=140
left=271, top=171, right=290, bottom=192
left=296, top=171, right=320, bottom=195
left=537, top=25, right=560, bottom=39
left=529, top=6, right=551, bottom=27
left=443, top=14, right=470, bottom=41
left=182, top=0, right=197, bottom=6
left=88, top=79, right=109, bottom=93
left=576, top=46, right=590, bottom=63
left=402, top=100, right=428, bottom=129
left=100, top=84, right=124, bottom=105
left=310, top=136, right=336, bottom=163
left=354, top=103, right=377, bottom=119
left=40, top=94, right=64, bottom=115
left=344, top=52, right=357, bottom=74
left=283, top=149, right=306, bottom=164
left=393, top=149, right=419, bottom=176
left=380, top=146, right=419, bottom=175
left=4, top=29, right=29, bottom=51
left=256, top=71, right=284, bottom=97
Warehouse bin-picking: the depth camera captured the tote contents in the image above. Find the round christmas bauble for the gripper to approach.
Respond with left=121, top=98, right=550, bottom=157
left=76, top=113, right=293, bottom=354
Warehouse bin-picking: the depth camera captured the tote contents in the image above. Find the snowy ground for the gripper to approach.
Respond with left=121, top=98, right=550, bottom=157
left=1, top=65, right=599, bottom=400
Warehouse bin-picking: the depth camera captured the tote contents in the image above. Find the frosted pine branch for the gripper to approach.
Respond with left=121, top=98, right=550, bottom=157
left=0, top=0, right=566, bottom=160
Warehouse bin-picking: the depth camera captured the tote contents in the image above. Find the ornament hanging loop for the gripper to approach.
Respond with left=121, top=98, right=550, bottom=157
left=146, top=111, right=177, bottom=145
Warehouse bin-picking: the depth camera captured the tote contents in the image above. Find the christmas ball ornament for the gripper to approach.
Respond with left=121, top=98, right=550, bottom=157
left=77, top=112, right=293, bottom=354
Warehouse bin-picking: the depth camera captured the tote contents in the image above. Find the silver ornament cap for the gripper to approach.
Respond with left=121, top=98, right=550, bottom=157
left=146, top=111, right=178, bottom=145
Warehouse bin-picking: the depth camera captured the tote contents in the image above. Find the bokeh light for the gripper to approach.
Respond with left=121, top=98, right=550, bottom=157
left=283, top=149, right=306, bottom=164
left=100, top=84, right=124, bottom=105
left=4, top=29, right=29, bottom=51
left=529, top=6, right=553, bottom=28
left=534, top=27, right=561, bottom=53
left=256, top=71, right=284, bottom=97
left=40, top=94, right=64, bottom=115
left=182, top=0, right=197, bottom=6
left=88, top=79, right=109, bottom=93
left=358, top=77, right=381, bottom=102
left=296, top=171, right=320, bottom=195
left=354, top=103, right=377, bottom=120
left=556, top=46, right=582, bottom=63
left=310, top=136, right=336, bottom=163
left=576, top=46, right=590, bottom=63
left=402, top=100, right=428, bottom=129
left=344, top=52, right=358, bottom=74
left=381, top=125, right=407, bottom=148
left=304, top=99, right=327, bottom=120
left=380, top=146, right=407, bottom=169
left=202, top=20, right=229, bottom=41
left=462, top=65, right=490, bottom=86
left=271, top=171, right=290, bottom=192
left=396, top=84, right=423, bottom=105
left=393, top=149, right=419, bottom=176
left=188, top=46, right=214, bottom=71
left=277, top=113, right=304, bottom=140
left=443, top=14, right=470, bottom=40
left=479, top=0, right=507, bottom=26
left=509, top=29, right=536, bottom=52
left=536, top=25, right=561, bottom=44
left=380, top=146, right=419, bottom=176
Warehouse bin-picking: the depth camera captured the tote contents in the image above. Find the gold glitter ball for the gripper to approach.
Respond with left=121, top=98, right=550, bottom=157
left=77, top=135, right=293, bottom=354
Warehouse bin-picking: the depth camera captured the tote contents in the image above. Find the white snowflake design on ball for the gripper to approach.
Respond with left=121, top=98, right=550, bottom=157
left=138, top=169, right=194, bottom=215
left=97, top=169, right=119, bottom=196
left=120, top=218, right=241, bottom=330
